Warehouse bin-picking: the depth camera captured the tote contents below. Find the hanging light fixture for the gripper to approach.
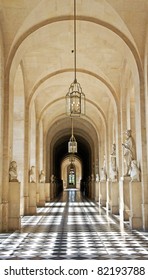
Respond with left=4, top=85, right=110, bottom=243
left=68, top=118, right=77, bottom=153
left=66, top=0, right=85, bottom=117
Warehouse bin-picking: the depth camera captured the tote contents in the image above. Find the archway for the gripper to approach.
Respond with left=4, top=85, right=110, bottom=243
left=61, top=156, right=82, bottom=189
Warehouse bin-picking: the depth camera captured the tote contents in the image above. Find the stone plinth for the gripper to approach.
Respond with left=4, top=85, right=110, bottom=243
left=99, top=181, right=107, bottom=207
left=95, top=182, right=99, bottom=201
left=119, top=177, right=130, bottom=221
left=110, top=181, right=119, bottom=215
left=45, top=183, right=50, bottom=201
left=38, top=183, right=45, bottom=206
left=8, top=182, right=21, bottom=231
left=28, top=183, right=37, bottom=214
left=129, top=181, right=142, bottom=229
left=50, top=182, right=54, bottom=200
left=106, top=179, right=111, bottom=211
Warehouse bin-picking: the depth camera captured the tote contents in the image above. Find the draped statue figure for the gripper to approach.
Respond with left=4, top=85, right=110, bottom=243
left=122, top=129, right=135, bottom=176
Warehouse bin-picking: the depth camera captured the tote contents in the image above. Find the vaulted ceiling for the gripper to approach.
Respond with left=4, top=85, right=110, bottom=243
left=0, top=0, right=147, bottom=150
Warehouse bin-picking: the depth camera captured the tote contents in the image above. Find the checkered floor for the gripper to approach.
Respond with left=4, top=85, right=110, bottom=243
left=0, top=190, right=148, bottom=259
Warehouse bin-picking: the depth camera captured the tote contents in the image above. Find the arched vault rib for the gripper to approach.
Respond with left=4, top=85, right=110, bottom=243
left=28, top=68, right=118, bottom=110
left=37, top=96, right=107, bottom=130
left=6, top=16, right=142, bottom=82
left=42, top=113, right=102, bottom=146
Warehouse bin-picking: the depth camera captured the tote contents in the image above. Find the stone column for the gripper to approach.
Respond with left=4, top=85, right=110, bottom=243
left=91, top=174, right=95, bottom=199
left=119, top=176, right=130, bottom=221
left=8, top=182, right=21, bottom=231
left=95, top=181, right=99, bottom=202
left=99, top=181, right=107, bottom=207
left=106, top=179, right=111, bottom=212
left=110, top=181, right=119, bottom=215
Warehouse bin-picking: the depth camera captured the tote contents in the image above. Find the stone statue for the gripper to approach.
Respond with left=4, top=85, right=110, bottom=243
left=39, top=170, right=45, bottom=183
left=110, top=144, right=118, bottom=181
left=122, top=129, right=135, bottom=176
left=100, top=155, right=107, bottom=181
left=111, top=143, right=116, bottom=156
left=29, top=166, right=36, bottom=183
left=130, top=160, right=140, bottom=182
left=110, top=156, right=118, bottom=181
left=95, top=174, right=100, bottom=182
left=9, top=161, right=18, bottom=182
left=100, top=167, right=107, bottom=182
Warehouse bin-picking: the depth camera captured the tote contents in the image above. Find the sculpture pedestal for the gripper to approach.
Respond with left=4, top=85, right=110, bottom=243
left=38, top=183, right=45, bottom=206
left=110, top=181, right=119, bottom=214
left=95, top=182, right=99, bottom=201
left=28, top=183, right=37, bottom=214
left=8, top=182, right=21, bottom=231
left=129, top=181, right=142, bottom=229
left=99, top=181, right=107, bottom=207
left=119, top=177, right=130, bottom=221
left=45, top=183, right=50, bottom=201
left=106, top=179, right=111, bottom=211
left=50, top=182, right=54, bottom=200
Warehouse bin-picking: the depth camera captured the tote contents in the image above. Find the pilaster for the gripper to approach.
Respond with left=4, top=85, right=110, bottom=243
left=119, top=176, right=130, bottom=221
left=99, top=181, right=107, bottom=207
left=28, top=183, right=37, bottom=214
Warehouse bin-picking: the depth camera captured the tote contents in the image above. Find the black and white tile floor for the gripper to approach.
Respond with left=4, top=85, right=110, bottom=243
left=0, top=190, right=148, bottom=260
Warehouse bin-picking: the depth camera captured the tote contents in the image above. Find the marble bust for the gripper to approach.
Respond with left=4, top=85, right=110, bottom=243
left=9, top=161, right=18, bottom=182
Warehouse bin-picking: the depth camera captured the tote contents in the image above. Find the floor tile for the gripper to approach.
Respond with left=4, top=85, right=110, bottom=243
left=0, top=190, right=148, bottom=259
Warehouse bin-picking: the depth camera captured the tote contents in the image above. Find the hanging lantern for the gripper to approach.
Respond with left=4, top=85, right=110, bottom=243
left=66, top=79, right=85, bottom=117
left=65, top=0, right=85, bottom=117
left=68, top=135, right=77, bottom=153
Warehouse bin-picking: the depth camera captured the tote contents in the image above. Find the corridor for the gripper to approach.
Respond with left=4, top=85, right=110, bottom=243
left=0, top=190, right=148, bottom=260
